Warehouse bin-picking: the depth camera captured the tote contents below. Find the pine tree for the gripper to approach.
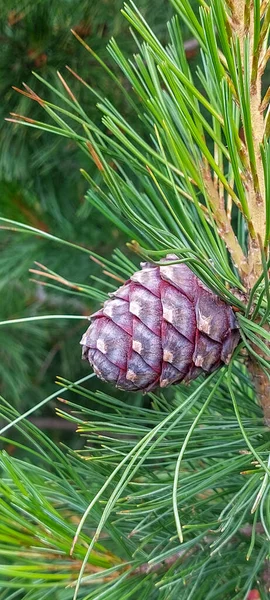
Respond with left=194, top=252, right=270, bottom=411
left=0, top=0, right=175, bottom=407
left=0, top=1, right=269, bottom=599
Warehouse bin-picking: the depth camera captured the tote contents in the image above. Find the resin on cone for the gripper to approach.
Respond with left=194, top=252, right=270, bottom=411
left=81, top=255, right=240, bottom=391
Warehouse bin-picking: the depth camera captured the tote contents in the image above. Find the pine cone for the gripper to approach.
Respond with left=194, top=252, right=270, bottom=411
left=81, top=255, right=240, bottom=391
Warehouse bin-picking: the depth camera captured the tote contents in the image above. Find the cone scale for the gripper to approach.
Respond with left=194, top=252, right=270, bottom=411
left=81, top=256, right=240, bottom=391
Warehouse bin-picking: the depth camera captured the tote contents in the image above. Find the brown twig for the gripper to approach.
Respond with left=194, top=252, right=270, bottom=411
left=228, top=1, right=270, bottom=429
left=29, top=417, right=77, bottom=430
left=202, top=167, right=249, bottom=281
left=230, top=1, right=267, bottom=284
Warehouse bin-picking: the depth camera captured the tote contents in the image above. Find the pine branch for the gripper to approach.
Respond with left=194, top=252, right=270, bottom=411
left=201, top=165, right=249, bottom=278
left=0, top=364, right=269, bottom=598
left=229, top=1, right=267, bottom=283
left=1, top=2, right=270, bottom=598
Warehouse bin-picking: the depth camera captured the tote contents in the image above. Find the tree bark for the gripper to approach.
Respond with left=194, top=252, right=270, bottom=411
left=249, top=325, right=270, bottom=426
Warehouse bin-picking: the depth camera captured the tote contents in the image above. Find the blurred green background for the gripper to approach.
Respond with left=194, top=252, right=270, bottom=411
left=0, top=0, right=199, bottom=428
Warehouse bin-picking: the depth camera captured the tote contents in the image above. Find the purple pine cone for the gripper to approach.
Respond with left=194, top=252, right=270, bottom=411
left=81, top=255, right=240, bottom=391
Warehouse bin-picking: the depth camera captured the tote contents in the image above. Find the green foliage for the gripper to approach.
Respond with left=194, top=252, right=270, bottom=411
left=0, top=1, right=270, bottom=599
left=0, top=361, right=269, bottom=599
left=3, top=0, right=269, bottom=365
left=1, top=0, right=174, bottom=182
left=0, top=0, right=175, bottom=405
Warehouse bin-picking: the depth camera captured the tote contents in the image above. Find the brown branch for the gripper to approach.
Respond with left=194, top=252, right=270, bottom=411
left=133, top=548, right=195, bottom=575
left=202, top=167, right=249, bottom=282
left=248, top=321, right=270, bottom=427
left=132, top=522, right=267, bottom=579
left=0, top=417, right=76, bottom=432
left=230, top=1, right=267, bottom=284
left=227, top=2, right=270, bottom=428
left=29, top=417, right=77, bottom=430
